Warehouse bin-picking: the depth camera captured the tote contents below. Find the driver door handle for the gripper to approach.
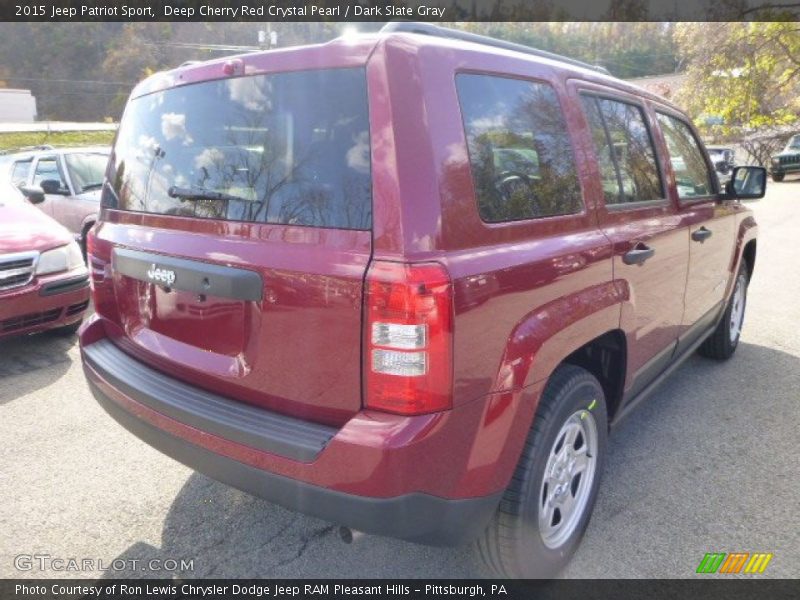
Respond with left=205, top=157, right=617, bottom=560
left=692, top=227, right=713, bottom=243
left=623, top=243, right=656, bottom=266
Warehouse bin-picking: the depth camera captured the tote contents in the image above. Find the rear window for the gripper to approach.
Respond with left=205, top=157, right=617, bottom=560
left=456, top=73, right=582, bottom=223
left=106, top=68, right=371, bottom=230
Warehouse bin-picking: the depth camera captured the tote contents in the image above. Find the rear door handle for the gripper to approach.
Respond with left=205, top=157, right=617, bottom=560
left=692, top=227, right=713, bottom=243
left=623, top=243, right=655, bottom=265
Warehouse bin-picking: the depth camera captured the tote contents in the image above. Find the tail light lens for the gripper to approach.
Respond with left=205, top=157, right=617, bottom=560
left=86, top=228, right=111, bottom=288
left=86, top=229, right=98, bottom=288
left=364, top=260, right=453, bottom=415
left=86, top=226, right=96, bottom=258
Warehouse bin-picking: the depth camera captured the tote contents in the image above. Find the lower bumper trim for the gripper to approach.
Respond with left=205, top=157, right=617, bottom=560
left=86, top=371, right=501, bottom=546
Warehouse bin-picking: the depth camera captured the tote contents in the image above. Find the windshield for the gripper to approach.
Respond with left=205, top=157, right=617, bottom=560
left=787, top=136, right=800, bottom=150
left=65, top=152, right=109, bottom=192
left=106, top=67, right=372, bottom=230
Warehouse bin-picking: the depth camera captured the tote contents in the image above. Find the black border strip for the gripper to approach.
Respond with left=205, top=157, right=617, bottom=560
left=1, top=0, right=798, bottom=22
left=1, top=578, right=799, bottom=599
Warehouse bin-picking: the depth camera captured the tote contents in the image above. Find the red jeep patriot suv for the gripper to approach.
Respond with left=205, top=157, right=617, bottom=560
left=79, top=24, right=763, bottom=577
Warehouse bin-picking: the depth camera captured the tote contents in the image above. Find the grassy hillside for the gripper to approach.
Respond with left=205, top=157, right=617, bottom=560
left=0, top=130, right=115, bottom=152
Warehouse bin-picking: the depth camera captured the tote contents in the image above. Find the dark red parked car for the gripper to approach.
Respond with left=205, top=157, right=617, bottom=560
left=0, top=182, right=90, bottom=338
left=80, top=24, right=763, bottom=576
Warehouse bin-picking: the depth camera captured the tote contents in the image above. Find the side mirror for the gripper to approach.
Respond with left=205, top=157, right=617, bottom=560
left=19, top=185, right=46, bottom=204
left=724, top=166, right=767, bottom=200
left=40, top=179, right=68, bottom=195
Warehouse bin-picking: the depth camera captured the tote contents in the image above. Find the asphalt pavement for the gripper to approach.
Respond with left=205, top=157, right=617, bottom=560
left=1, top=182, right=798, bottom=579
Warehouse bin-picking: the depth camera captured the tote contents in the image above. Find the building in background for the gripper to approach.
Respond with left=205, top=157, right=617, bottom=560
left=0, top=89, right=37, bottom=123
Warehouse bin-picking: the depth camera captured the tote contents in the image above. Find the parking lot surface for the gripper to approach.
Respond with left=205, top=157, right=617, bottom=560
left=1, top=183, right=798, bottom=579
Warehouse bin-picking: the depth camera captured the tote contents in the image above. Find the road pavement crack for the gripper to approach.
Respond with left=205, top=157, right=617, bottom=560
left=274, top=525, right=335, bottom=569
left=202, top=514, right=299, bottom=577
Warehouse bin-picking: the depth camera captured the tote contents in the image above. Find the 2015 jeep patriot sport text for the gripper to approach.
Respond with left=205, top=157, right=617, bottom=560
left=79, top=24, right=764, bottom=577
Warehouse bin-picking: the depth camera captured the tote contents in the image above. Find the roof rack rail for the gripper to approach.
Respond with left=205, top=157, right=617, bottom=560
left=380, top=22, right=610, bottom=75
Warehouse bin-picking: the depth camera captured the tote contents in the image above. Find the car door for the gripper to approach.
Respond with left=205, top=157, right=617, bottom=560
left=653, top=110, right=737, bottom=353
left=29, top=155, right=67, bottom=220
left=575, top=86, right=689, bottom=399
left=50, top=153, right=98, bottom=238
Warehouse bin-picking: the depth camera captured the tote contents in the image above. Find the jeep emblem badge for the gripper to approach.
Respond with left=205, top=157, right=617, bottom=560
left=146, top=263, right=176, bottom=286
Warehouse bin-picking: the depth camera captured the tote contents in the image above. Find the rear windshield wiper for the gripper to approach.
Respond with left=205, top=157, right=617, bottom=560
left=168, top=186, right=247, bottom=203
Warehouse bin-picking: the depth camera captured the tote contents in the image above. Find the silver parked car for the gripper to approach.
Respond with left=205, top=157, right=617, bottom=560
left=1, top=146, right=110, bottom=254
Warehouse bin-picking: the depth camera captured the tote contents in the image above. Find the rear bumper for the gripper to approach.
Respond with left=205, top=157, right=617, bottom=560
left=0, top=268, right=90, bottom=337
left=87, top=376, right=499, bottom=545
left=80, top=319, right=510, bottom=546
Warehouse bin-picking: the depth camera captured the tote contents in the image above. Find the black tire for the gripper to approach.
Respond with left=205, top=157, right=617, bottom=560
left=476, top=364, right=608, bottom=578
left=697, top=263, right=749, bottom=360
left=50, top=319, right=82, bottom=337
left=771, top=172, right=785, bottom=182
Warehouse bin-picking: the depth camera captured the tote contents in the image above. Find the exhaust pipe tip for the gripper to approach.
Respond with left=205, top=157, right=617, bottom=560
left=338, top=526, right=365, bottom=544
left=338, top=526, right=354, bottom=544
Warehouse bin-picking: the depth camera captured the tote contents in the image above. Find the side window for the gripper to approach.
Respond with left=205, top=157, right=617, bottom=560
left=33, top=157, right=66, bottom=189
left=580, top=97, right=620, bottom=206
left=10, top=159, right=32, bottom=186
left=581, top=95, right=663, bottom=205
left=456, top=74, right=582, bottom=223
left=656, top=113, right=714, bottom=199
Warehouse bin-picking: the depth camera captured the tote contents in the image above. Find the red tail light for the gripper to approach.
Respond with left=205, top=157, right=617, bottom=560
left=364, top=260, right=453, bottom=415
left=86, top=228, right=100, bottom=288
left=86, top=227, right=96, bottom=258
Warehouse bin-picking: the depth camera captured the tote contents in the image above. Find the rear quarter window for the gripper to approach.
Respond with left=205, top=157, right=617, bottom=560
left=456, top=73, right=582, bottom=223
left=10, top=159, right=32, bottom=186
left=107, top=68, right=372, bottom=230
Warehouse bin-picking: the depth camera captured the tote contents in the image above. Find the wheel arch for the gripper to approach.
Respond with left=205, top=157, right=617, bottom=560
left=460, top=281, right=627, bottom=500
left=473, top=286, right=626, bottom=497
left=742, top=238, right=756, bottom=281
left=562, top=329, right=627, bottom=423
left=80, top=215, right=97, bottom=238
left=727, top=216, right=757, bottom=301
left=491, top=281, right=626, bottom=397
left=485, top=284, right=625, bottom=460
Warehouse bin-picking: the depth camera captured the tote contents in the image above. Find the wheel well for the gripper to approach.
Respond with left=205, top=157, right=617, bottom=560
left=563, top=330, right=626, bottom=422
left=742, top=240, right=756, bottom=281
left=80, top=222, right=95, bottom=259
